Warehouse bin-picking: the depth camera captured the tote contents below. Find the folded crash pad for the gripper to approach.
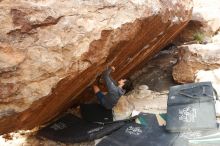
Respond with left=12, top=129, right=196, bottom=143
left=37, top=114, right=124, bottom=143
left=138, top=113, right=220, bottom=146
left=166, top=82, right=217, bottom=132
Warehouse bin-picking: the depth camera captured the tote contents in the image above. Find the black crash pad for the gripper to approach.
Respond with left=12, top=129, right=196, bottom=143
left=97, top=113, right=177, bottom=146
left=98, top=113, right=220, bottom=146
left=37, top=114, right=124, bottom=143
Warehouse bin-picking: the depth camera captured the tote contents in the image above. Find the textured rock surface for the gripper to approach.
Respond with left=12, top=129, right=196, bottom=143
left=173, top=0, right=220, bottom=93
left=175, top=0, right=220, bottom=44
left=0, top=85, right=169, bottom=146
left=0, top=0, right=192, bottom=134
left=212, top=32, right=220, bottom=43
left=0, top=42, right=179, bottom=145
left=173, top=20, right=204, bottom=44
left=126, top=85, right=168, bottom=114
left=195, top=68, right=220, bottom=95
left=131, top=46, right=178, bottom=91
left=173, top=43, right=220, bottom=83
left=112, top=95, right=134, bottom=121
left=192, top=0, right=220, bottom=35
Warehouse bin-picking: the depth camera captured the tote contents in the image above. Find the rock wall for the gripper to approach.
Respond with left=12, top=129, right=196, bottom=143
left=192, top=0, right=220, bottom=35
left=195, top=68, right=220, bottom=95
left=0, top=0, right=192, bottom=134
left=174, top=0, right=220, bottom=44
left=173, top=43, right=220, bottom=83
left=172, top=0, right=220, bottom=92
left=172, top=42, right=220, bottom=97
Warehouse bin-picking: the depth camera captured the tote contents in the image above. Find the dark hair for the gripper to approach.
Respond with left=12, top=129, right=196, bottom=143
left=122, top=79, right=134, bottom=94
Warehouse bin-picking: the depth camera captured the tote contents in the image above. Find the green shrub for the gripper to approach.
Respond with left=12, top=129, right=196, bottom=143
left=193, top=31, right=205, bottom=43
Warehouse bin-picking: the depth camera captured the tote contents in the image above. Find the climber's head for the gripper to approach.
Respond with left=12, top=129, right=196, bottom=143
left=118, top=79, right=133, bottom=94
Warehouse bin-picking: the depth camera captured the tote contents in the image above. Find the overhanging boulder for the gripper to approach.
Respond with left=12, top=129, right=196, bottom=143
left=0, top=0, right=192, bottom=134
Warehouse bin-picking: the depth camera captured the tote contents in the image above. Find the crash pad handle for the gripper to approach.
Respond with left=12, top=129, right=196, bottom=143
left=213, top=87, right=219, bottom=101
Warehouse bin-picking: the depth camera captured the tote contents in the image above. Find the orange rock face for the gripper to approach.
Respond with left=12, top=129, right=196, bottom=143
left=0, top=0, right=192, bottom=134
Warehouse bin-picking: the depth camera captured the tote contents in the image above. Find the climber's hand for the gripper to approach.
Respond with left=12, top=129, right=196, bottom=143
left=111, top=66, right=115, bottom=72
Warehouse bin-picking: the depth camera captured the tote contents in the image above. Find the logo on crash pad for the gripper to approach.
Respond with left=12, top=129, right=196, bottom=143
left=50, top=122, right=67, bottom=130
left=125, top=126, right=143, bottom=136
left=178, top=106, right=197, bottom=123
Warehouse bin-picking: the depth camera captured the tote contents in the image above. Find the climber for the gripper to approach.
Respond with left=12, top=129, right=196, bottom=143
left=93, top=66, right=133, bottom=109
